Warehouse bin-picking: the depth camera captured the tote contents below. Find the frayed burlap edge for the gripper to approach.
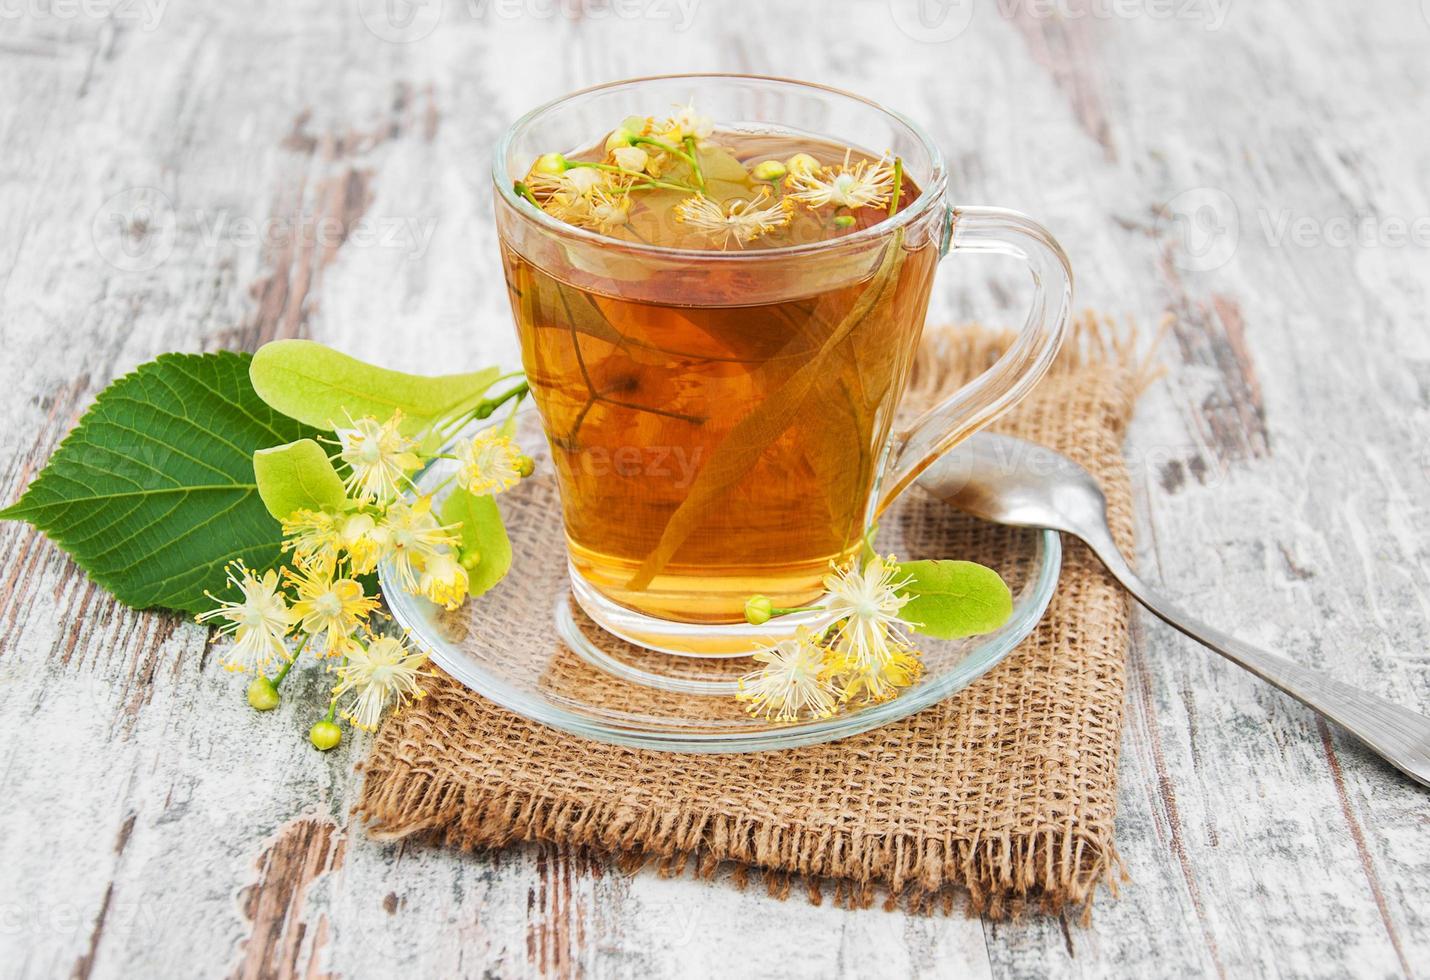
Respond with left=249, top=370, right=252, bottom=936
left=355, top=309, right=1166, bottom=920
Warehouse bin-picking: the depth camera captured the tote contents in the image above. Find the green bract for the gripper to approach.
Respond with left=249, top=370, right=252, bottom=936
left=440, top=488, right=513, bottom=597
left=253, top=438, right=347, bottom=520
left=897, top=559, right=1014, bottom=640
left=249, top=340, right=502, bottom=435
left=0, top=352, right=321, bottom=614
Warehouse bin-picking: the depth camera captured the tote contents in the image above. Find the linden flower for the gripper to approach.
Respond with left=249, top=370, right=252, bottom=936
left=835, top=642, right=924, bottom=705
left=543, top=183, right=634, bottom=235
left=336, top=413, right=421, bottom=504
left=196, top=561, right=295, bottom=673
left=528, top=165, right=605, bottom=199
left=821, top=554, right=918, bottom=673
left=736, top=630, right=839, bottom=723
left=287, top=560, right=379, bottom=656
left=338, top=512, right=382, bottom=575
left=658, top=101, right=714, bottom=143
left=334, top=634, right=430, bottom=731
left=788, top=153, right=896, bottom=211
left=455, top=429, right=524, bottom=496
left=673, top=191, right=794, bottom=249
left=282, top=508, right=342, bottom=568
left=376, top=496, right=461, bottom=593
left=610, top=145, right=649, bottom=173
left=417, top=549, right=469, bottom=611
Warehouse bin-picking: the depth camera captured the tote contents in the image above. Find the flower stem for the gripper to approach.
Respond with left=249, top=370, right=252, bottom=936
left=513, top=181, right=540, bottom=208
left=474, top=381, right=529, bottom=420
left=273, top=632, right=311, bottom=689
left=887, top=156, right=904, bottom=217
left=683, top=135, right=706, bottom=192
left=631, top=135, right=696, bottom=166
left=566, top=161, right=696, bottom=194
left=770, top=604, right=822, bottom=618
left=323, top=696, right=338, bottom=723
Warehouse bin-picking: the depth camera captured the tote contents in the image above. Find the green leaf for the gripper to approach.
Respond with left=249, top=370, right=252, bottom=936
left=0, top=352, right=322, bottom=614
left=253, top=438, right=346, bottom=520
left=439, top=488, right=512, bottom=597
left=250, top=340, right=502, bottom=434
left=897, top=559, right=1014, bottom=640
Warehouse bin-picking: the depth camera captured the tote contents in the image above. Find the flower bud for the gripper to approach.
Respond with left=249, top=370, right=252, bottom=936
left=744, top=595, right=774, bottom=625
left=785, top=153, right=820, bottom=177
left=611, top=145, right=649, bottom=173
left=460, top=549, right=483, bottom=571
left=532, top=152, right=568, bottom=175
left=516, top=454, right=536, bottom=478
left=309, top=720, right=342, bottom=751
left=246, top=676, right=280, bottom=711
left=752, top=159, right=787, bottom=182
left=605, top=126, right=637, bottom=151
left=833, top=215, right=856, bottom=229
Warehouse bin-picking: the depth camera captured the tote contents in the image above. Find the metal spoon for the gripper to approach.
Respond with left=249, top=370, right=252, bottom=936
left=916, top=431, right=1430, bottom=789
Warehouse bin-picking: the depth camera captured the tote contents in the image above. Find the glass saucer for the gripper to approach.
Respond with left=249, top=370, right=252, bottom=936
left=381, top=420, right=1061, bottom=754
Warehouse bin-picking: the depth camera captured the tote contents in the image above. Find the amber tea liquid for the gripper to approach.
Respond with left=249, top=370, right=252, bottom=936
left=502, top=133, right=939, bottom=623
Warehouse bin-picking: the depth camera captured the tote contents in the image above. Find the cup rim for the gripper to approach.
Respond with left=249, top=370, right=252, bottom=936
left=491, top=72, right=947, bottom=261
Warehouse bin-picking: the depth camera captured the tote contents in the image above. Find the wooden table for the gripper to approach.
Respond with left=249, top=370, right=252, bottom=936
left=3, top=2, right=1426, bottom=976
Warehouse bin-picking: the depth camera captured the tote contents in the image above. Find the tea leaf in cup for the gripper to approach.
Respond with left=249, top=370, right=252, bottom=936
left=253, top=438, right=347, bottom=520
left=251, top=340, right=502, bottom=434
left=627, top=231, right=908, bottom=590
left=896, top=559, right=1013, bottom=639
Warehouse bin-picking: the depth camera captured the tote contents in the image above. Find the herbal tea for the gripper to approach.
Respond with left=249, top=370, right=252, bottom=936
left=502, top=105, right=940, bottom=622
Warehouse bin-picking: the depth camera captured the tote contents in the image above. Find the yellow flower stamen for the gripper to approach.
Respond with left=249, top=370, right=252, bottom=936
left=821, top=554, right=924, bottom=704
left=736, top=629, right=838, bottom=723
left=417, top=549, right=469, bottom=611
left=195, top=561, right=295, bottom=673
left=787, top=152, right=896, bottom=211
left=455, top=429, right=524, bottom=497
left=286, top=560, right=379, bottom=656
left=335, top=412, right=420, bottom=504
left=375, top=496, right=461, bottom=594
left=673, top=190, right=794, bottom=249
left=333, top=634, right=430, bottom=731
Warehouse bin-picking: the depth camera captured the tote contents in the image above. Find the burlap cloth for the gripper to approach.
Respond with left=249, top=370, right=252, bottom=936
left=356, top=314, right=1159, bottom=918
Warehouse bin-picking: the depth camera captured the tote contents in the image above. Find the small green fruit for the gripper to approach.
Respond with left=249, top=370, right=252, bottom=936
left=833, top=215, right=857, bottom=229
left=246, top=677, right=280, bottom=711
left=309, top=720, right=343, bottom=751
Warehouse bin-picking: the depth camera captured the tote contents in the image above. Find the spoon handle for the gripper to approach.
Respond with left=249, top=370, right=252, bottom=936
left=1083, top=528, right=1430, bottom=788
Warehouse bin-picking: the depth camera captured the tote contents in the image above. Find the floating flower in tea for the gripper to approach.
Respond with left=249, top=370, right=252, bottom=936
left=517, top=102, right=908, bottom=250
left=672, top=189, right=794, bottom=249
left=787, top=152, right=898, bottom=211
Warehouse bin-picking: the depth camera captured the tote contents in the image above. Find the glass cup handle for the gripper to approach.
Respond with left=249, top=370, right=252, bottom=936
left=876, top=204, right=1074, bottom=510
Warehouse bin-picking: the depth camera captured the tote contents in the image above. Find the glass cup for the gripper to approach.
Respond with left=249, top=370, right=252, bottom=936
left=493, top=74, right=1071, bottom=656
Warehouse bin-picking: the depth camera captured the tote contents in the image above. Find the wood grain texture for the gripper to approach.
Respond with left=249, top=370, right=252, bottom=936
left=1, top=1, right=1427, bottom=977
